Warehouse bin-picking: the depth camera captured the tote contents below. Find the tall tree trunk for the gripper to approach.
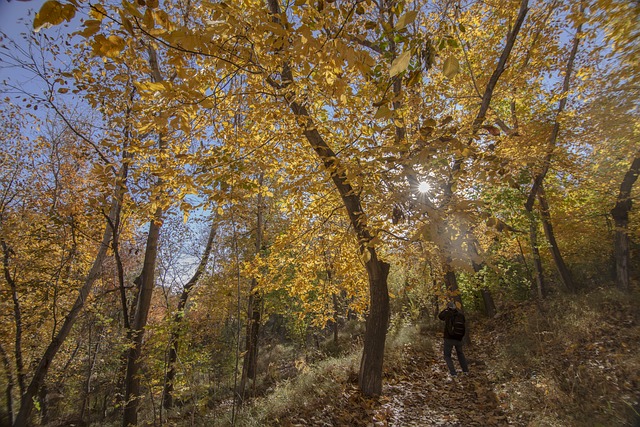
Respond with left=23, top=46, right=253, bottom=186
left=239, top=281, right=261, bottom=401
left=239, top=176, right=265, bottom=403
left=480, top=288, right=497, bottom=318
left=122, top=45, right=166, bottom=426
left=162, top=220, right=217, bottom=409
left=611, top=151, right=640, bottom=291
left=13, top=194, right=122, bottom=427
left=266, top=0, right=390, bottom=396
left=290, top=91, right=390, bottom=397
left=537, top=184, right=576, bottom=291
left=523, top=7, right=583, bottom=295
left=122, top=209, right=162, bottom=427
left=0, top=240, right=25, bottom=400
left=81, top=327, right=102, bottom=421
left=528, top=216, right=547, bottom=299
left=0, top=343, right=14, bottom=426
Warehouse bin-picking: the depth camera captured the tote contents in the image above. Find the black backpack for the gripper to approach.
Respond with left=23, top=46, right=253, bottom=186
left=447, top=311, right=466, bottom=338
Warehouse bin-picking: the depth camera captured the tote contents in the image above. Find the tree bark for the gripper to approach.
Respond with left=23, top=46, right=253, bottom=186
left=529, top=216, right=547, bottom=299
left=537, top=184, right=576, bottom=291
left=123, top=45, right=166, bottom=427
left=611, top=151, right=640, bottom=291
left=265, top=0, right=390, bottom=396
left=523, top=7, right=583, bottom=294
left=122, top=209, right=162, bottom=427
left=162, top=219, right=217, bottom=409
left=239, top=176, right=265, bottom=403
left=480, top=288, right=497, bottom=318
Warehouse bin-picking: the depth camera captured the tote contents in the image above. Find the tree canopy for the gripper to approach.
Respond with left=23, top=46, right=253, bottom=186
left=0, top=0, right=638, bottom=425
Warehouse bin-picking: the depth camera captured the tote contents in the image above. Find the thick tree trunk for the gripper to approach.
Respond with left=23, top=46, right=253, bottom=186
left=122, top=210, right=162, bottom=427
left=162, top=220, right=217, bottom=409
left=239, top=289, right=261, bottom=399
left=529, top=217, right=547, bottom=299
left=288, top=93, right=390, bottom=396
left=480, top=288, right=497, bottom=318
left=265, top=0, right=390, bottom=396
left=122, top=46, right=166, bottom=426
left=537, top=185, right=576, bottom=292
left=13, top=195, right=121, bottom=427
left=611, top=152, right=640, bottom=291
left=358, top=259, right=390, bottom=395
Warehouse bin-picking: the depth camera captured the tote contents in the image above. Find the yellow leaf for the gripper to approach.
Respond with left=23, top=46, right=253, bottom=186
left=390, top=50, right=411, bottom=77
left=143, top=8, right=154, bottom=29
left=92, top=35, right=125, bottom=59
left=134, top=80, right=169, bottom=92
left=34, top=0, right=76, bottom=31
left=395, top=10, right=418, bottom=31
left=374, top=105, right=392, bottom=120
left=76, top=19, right=101, bottom=38
left=89, top=4, right=107, bottom=21
left=442, top=55, right=460, bottom=79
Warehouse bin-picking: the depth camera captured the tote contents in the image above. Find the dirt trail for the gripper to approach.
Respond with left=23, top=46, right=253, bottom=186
left=282, top=341, right=514, bottom=426
left=377, top=343, right=509, bottom=426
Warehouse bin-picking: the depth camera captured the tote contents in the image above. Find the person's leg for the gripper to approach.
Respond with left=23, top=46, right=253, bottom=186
left=443, top=339, right=457, bottom=376
left=453, top=341, right=469, bottom=373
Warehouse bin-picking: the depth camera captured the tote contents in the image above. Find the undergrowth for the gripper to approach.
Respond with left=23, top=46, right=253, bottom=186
left=481, top=286, right=640, bottom=426
left=199, top=286, right=639, bottom=426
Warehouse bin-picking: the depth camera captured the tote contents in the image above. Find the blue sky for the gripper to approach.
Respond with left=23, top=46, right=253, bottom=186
left=0, top=0, right=46, bottom=37
left=0, top=0, right=47, bottom=89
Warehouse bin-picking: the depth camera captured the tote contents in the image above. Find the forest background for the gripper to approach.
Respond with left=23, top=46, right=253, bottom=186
left=0, top=0, right=638, bottom=426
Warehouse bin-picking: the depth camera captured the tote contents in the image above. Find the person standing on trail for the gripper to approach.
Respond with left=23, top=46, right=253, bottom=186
left=438, top=301, right=469, bottom=378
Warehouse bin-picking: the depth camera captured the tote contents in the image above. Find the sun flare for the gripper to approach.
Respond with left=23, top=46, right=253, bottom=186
left=418, top=182, right=431, bottom=193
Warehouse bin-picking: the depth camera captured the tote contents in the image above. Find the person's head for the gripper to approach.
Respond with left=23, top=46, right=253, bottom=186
left=447, top=301, right=456, bottom=310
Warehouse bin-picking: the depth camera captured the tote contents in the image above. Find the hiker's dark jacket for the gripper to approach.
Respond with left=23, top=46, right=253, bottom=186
left=438, top=308, right=465, bottom=340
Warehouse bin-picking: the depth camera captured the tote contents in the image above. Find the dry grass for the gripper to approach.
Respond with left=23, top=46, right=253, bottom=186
left=481, top=286, right=640, bottom=426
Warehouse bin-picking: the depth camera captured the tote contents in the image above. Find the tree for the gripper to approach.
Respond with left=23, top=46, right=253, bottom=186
left=162, top=217, right=217, bottom=409
left=611, top=152, right=640, bottom=291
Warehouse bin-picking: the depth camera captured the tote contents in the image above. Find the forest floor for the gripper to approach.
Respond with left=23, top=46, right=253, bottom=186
left=249, top=287, right=639, bottom=427
left=268, top=341, right=515, bottom=427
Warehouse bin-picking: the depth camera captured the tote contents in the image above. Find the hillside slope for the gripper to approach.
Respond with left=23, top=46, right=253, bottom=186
left=248, top=287, right=639, bottom=426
